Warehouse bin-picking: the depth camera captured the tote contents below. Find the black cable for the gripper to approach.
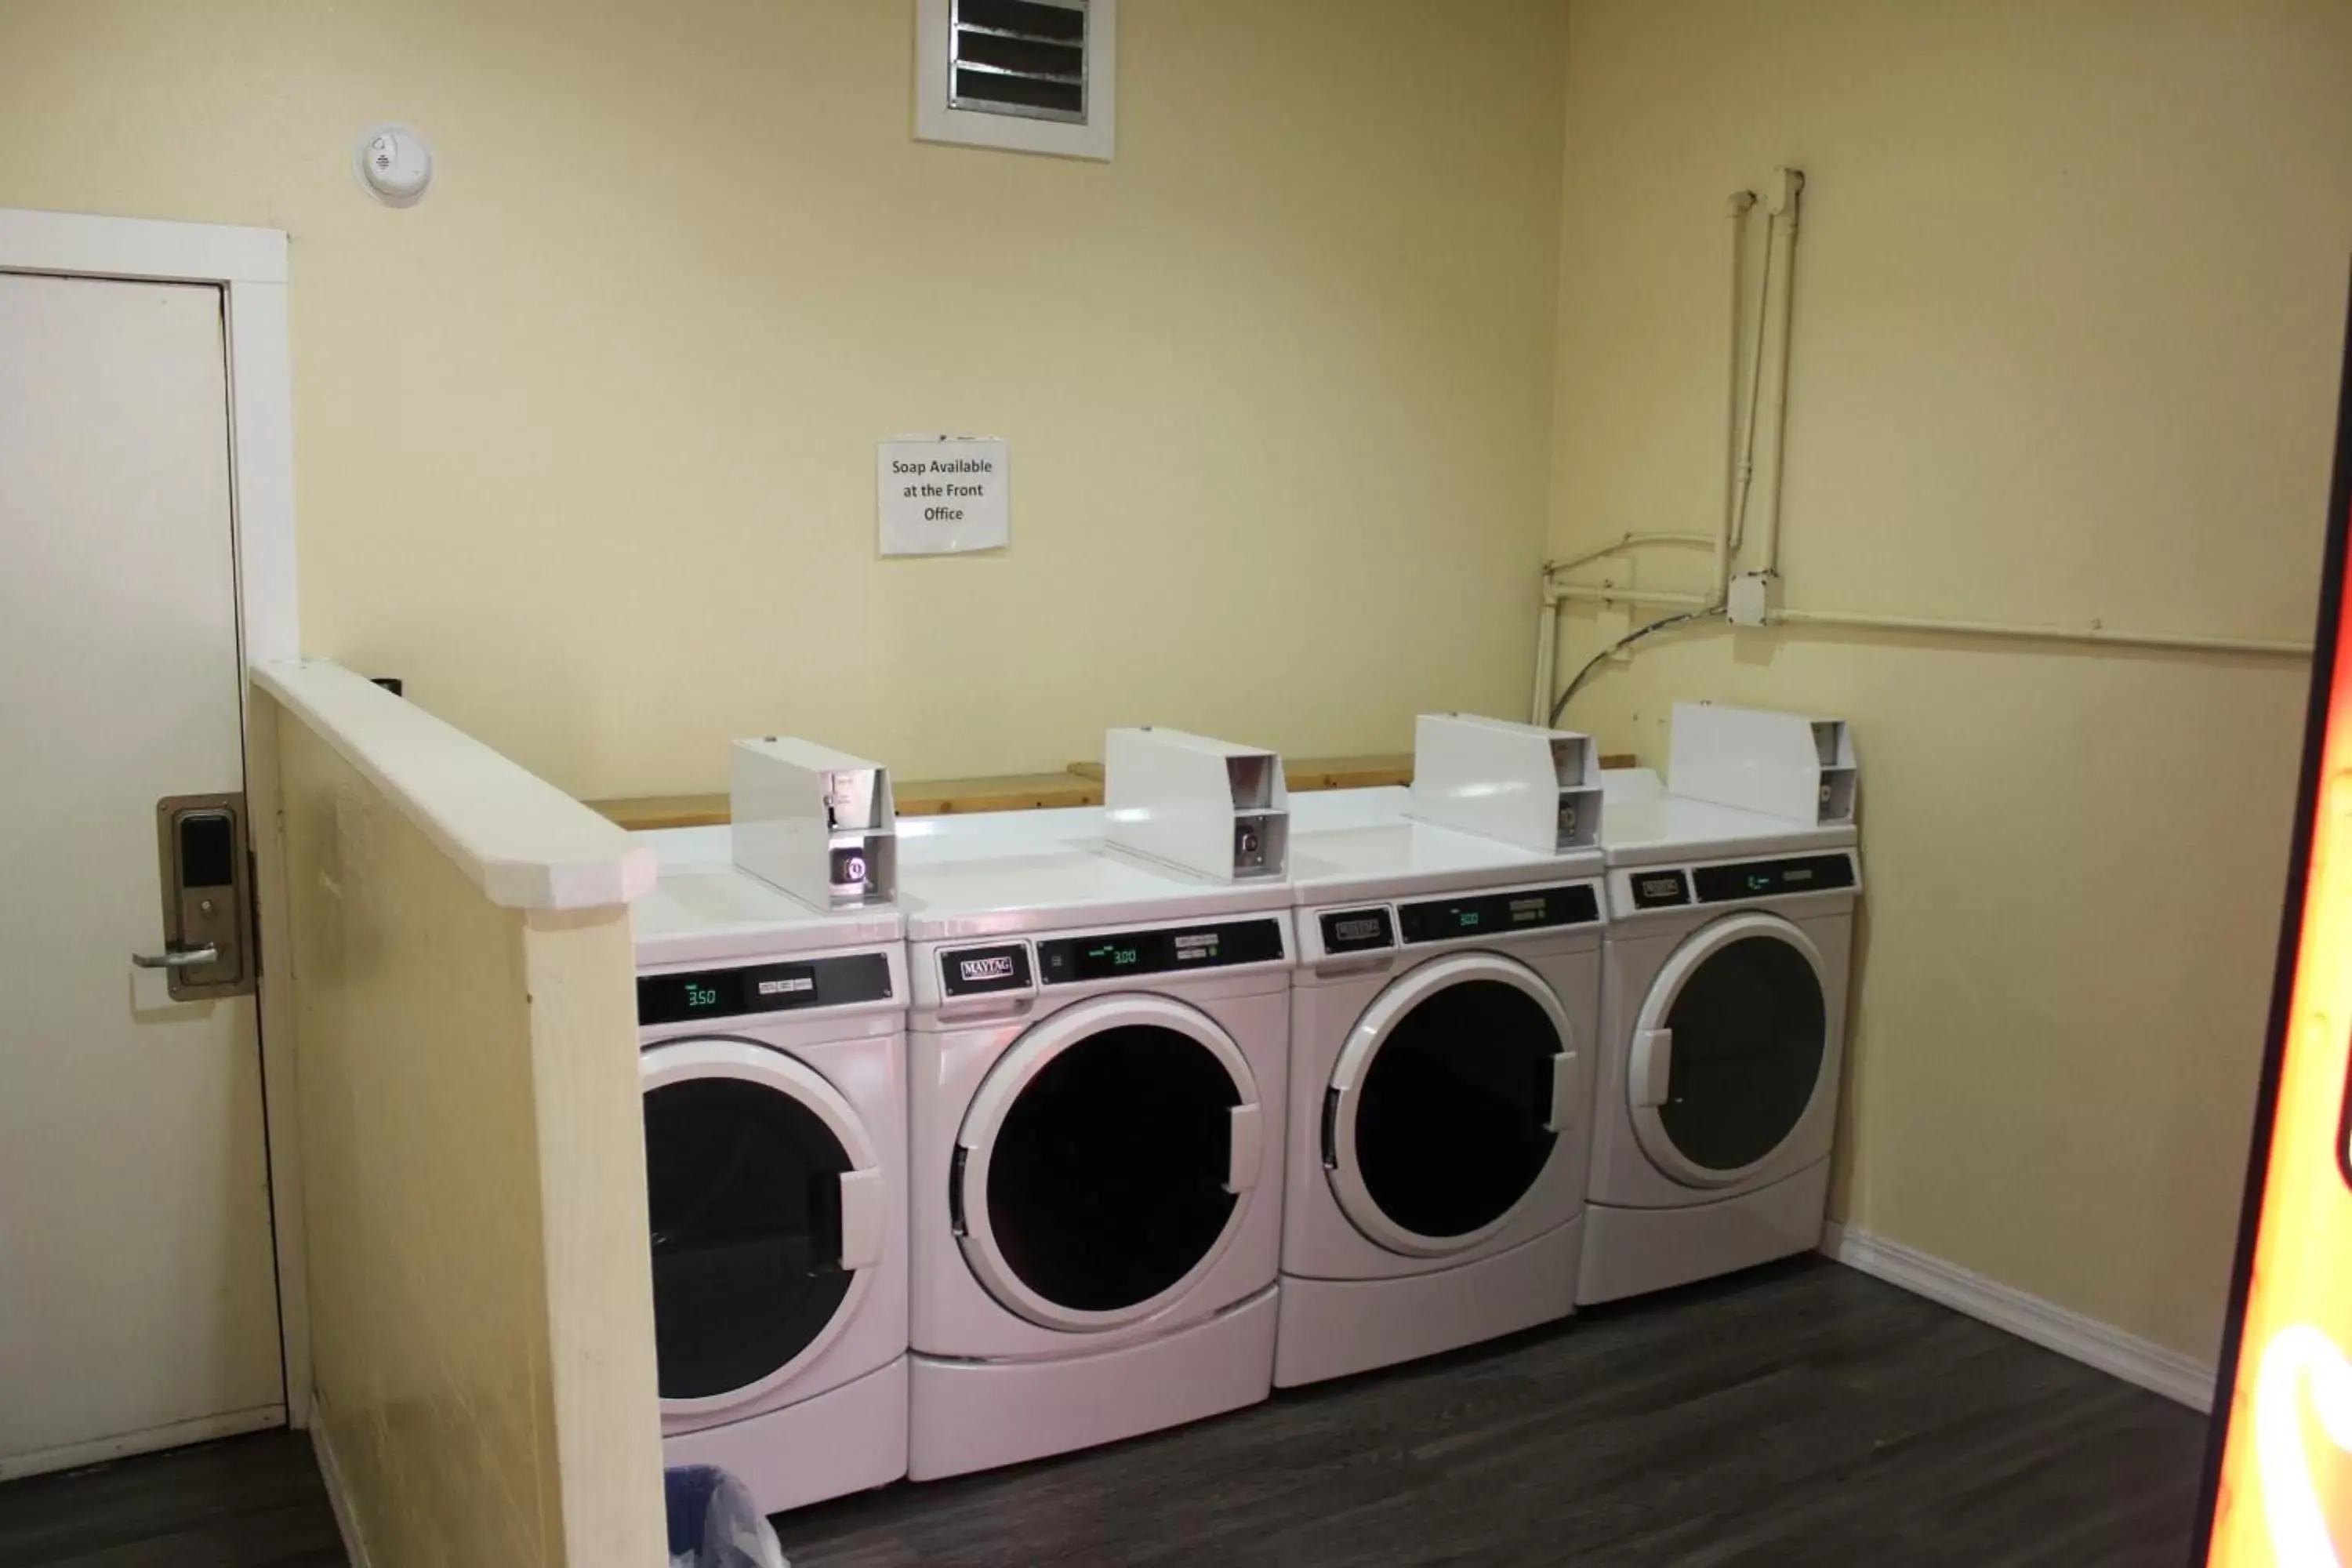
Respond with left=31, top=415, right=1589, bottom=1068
left=1547, top=605, right=1723, bottom=727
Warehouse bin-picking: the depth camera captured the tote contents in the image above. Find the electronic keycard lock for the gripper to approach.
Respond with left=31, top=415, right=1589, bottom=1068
left=132, top=793, right=256, bottom=1000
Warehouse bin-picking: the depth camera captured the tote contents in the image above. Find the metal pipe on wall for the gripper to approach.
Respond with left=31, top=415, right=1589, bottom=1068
left=1755, top=169, right=1805, bottom=577
left=1530, top=165, right=2316, bottom=728
left=1530, top=589, right=1561, bottom=726
left=1531, top=190, right=1759, bottom=723
left=1546, top=532, right=1717, bottom=577
left=1555, top=584, right=1717, bottom=611
left=1719, top=190, right=1757, bottom=601
left=1772, top=606, right=2312, bottom=658
left=1726, top=217, right=1778, bottom=556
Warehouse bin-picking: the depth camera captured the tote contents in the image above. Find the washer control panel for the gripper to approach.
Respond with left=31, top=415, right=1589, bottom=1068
left=1608, top=850, right=1860, bottom=922
left=1298, top=878, right=1606, bottom=966
left=926, top=915, right=1293, bottom=1011
left=637, top=950, right=895, bottom=1025
left=1692, top=853, right=1856, bottom=904
left=1396, top=883, right=1600, bottom=946
left=1036, top=918, right=1285, bottom=985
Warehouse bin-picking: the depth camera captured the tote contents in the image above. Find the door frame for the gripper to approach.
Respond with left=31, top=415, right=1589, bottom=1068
left=0, top=208, right=311, bottom=1428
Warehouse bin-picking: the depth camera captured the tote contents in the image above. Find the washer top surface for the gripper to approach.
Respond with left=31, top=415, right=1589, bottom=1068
left=1288, top=814, right=1602, bottom=906
left=1598, top=768, right=1855, bottom=867
left=896, top=815, right=1290, bottom=942
left=632, top=826, right=902, bottom=967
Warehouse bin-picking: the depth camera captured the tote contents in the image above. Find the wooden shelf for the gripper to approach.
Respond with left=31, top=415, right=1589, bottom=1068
left=898, top=771, right=1104, bottom=816
left=1066, top=752, right=1416, bottom=793
left=586, top=770, right=1104, bottom=832
left=584, top=793, right=731, bottom=833
left=590, top=751, right=1446, bottom=833
left=589, top=752, right=1638, bottom=833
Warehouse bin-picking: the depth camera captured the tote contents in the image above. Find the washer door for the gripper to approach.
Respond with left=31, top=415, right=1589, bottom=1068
left=953, top=995, right=1263, bottom=1332
left=640, top=1038, right=886, bottom=1415
left=1627, top=913, right=1831, bottom=1189
left=1324, top=953, right=1580, bottom=1258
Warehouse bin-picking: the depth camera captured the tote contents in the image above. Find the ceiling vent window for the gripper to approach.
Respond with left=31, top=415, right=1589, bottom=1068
left=953, top=0, right=1087, bottom=123
left=916, top=0, right=1116, bottom=162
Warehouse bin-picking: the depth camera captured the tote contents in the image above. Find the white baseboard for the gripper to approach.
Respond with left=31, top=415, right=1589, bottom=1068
left=0, top=1403, right=285, bottom=1484
left=309, top=1399, right=373, bottom=1568
left=1820, top=1222, right=2217, bottom=1413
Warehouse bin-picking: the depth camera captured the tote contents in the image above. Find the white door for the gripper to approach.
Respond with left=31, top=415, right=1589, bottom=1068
left=638, top=1038, right=886, bottom=1416
left=1322, top=952, right=1578, bottom=1257
left=1626, top=913, right=1833, bottom=1189
left=952, top=996, right=1262, bottom=1331
left=0, top=272, right=282, bottom=1479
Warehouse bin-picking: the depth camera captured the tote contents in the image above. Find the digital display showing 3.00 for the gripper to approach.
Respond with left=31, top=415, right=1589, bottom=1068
left=1036, top=919, right=1285, bottom=985
left=1395, top=884, right=1599, bottom=946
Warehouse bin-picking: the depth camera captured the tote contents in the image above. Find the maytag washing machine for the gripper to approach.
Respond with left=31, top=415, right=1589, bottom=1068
left=1581, top=770, right=1860, bottom=1305
left=897, top=822, right=1294, bottom=1479
left=631, top=827, right=909, bottom=1512
left=1276, top=786, right=1604, bottom=1386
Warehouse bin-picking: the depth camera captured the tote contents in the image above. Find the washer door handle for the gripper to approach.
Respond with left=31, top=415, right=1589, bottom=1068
left=1225, top=1102, right=1263, bottom=1195
left=1632, top=1028, right=1674, bottom=1109
left=837, top=1167, right=885, bottom=1270
left=1546, top=1048, right=1581, bottom=1132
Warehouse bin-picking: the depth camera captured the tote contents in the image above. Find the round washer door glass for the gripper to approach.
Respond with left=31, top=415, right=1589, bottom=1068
left=1655, top=931, right=1827, bottom=1173
left=982, top=1023, right=1243, bottom=1315
left=1349, top=978, right=1563, bottom=1241
left=643, top=1075, right=855, bottom=1401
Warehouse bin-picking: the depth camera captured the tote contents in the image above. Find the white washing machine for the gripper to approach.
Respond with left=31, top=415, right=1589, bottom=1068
left=1276, top=786, right=1604, bottom=1387
left=897, top=820, right=1294, bottom=1479
left=631, top=827, right=909, bottom=1513
left=1581, top=770, right=1861, bottom=1305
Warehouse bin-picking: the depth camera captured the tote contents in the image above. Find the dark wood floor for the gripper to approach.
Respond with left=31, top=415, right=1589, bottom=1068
left=0, top=1428, right=342, bottom=1567
left=0, top=1259, right=2208, bottom=1568
left=782, top=1260, right=2207, bottom=1568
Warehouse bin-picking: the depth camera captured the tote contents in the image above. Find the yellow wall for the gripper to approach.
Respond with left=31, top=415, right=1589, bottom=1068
left=1549, top=0, right=2352, bottom=1360
left=270, top=700, right=662, bottom=1565
left=0, top=0, right=1570, bottom=797
left=13, top=0, right=2336, bottom=1378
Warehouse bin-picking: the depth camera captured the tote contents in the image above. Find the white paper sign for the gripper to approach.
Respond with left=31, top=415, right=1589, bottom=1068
left=878, top=437, right=1008, bottom=556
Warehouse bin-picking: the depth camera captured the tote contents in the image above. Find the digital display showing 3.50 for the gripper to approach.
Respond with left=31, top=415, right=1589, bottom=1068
left=637, top=952, right=893, bottom=1025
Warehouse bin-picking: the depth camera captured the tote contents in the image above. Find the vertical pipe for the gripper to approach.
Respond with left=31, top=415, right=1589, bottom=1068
left=1727, top=212, right=1777, bottom=556
left=1531, top=587, right=1560, bottom=727
left=1719, top=191, right=1756, bottom=603
left=1756, top=168, right=1805, bottom=578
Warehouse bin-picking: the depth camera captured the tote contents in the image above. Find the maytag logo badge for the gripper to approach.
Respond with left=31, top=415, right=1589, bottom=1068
left=943, top=943, right=1030, bottom=997
left=1319, top=907, right=1394, bottom=954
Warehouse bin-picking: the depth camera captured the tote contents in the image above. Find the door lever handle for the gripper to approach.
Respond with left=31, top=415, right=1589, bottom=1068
left=132, top=945, right=219, bottom=970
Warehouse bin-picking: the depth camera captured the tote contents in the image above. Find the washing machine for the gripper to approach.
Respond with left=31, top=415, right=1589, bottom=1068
left=630, top=827, right=909, bottom=1513
left=1580, top=769, right=1861, bottom=1305
left=897, top=821, right=1294, bottom=1479
left=1276, top=786, right=1604, bottom=1387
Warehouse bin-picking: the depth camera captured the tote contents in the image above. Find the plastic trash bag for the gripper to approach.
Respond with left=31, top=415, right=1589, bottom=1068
left=665, top=1465, right=789, bottom=1568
